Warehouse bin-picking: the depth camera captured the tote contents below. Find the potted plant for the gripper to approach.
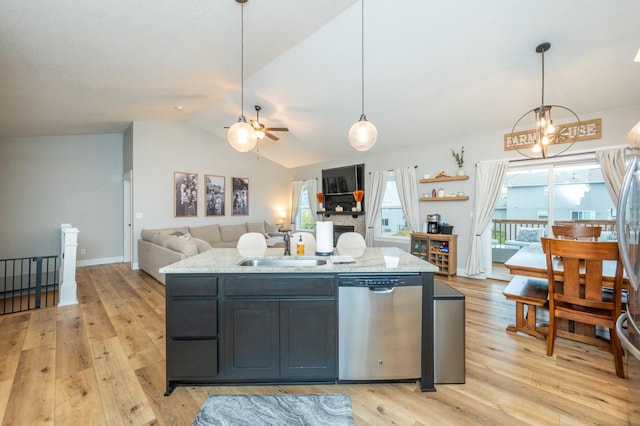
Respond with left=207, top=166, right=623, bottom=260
left=451, top=146, right=465, bottom=176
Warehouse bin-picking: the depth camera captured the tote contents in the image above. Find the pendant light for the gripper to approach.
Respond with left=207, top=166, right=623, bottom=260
left=348, top=0, right=377, bottom=151
left=227, top=0, right=257, bottom=152
left=509, top=42, right=580, bottom=159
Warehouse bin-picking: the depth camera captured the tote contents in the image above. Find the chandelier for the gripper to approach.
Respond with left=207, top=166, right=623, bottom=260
left=510, top=42, right=580, bottom=159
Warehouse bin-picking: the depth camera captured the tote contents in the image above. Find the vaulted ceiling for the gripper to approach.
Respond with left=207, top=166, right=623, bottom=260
left=2, top=0, right=639, bottom=167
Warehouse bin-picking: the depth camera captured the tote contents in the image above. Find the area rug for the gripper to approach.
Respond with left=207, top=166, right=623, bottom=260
left=192, top=393, right=354, bottom=426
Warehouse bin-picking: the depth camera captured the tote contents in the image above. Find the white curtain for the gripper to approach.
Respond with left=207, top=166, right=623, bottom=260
left=595, top=146, right=627, bottom=206
left=304, top=179, right=319, bottom=221
left=289, top=180, right=303, bottom=230
left=465, top=160, right=509, bottom=276
left=364, top=170, right=388, bottom=246
left=394, top=167, right=421, bottom=233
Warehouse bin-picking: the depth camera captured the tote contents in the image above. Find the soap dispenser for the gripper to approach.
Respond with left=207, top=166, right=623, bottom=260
left=296, top=236, right=305, bottom=255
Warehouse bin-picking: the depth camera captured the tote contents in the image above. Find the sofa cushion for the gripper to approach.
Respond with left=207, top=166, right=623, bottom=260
left=247, top=222, right=267, bottom=236
left=192, top=237, right=212, bottom=253
left=190, top=224, right=222, bottom=244
left=515, top=227, right=544, bottom=243
left=220, top=223, right=248, bottom=242
left=165, top=235, right=198, bottom=256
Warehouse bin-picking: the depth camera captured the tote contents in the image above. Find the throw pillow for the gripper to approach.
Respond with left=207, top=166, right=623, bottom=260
left=166, top=236, right=198, bottom=256
left=516, top=227, right=543, bottom=243
left=265, top=222, right=280, bottom=234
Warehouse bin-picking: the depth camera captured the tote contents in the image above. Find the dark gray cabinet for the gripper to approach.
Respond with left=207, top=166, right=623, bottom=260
left=165, top=274, right=218, bottom=395
left=165, top=272, right=337, bottom=394
left=221, top=274, right=337, bottom=382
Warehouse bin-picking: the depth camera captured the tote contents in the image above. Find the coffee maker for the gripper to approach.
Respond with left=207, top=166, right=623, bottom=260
left=427, top=214, right=440, bottom=234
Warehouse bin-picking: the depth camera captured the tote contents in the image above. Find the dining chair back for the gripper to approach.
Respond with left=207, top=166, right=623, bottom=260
left=336, top=232, right=367, bottom=257
left=551, top=225, right=602, bottom=241
left=290, top=232, right=316, bottom=255
left=540, top=237, right=624, bottom=378
left=236, top=232, right=267, bottom=249
left=336, top=232, right=366, bottom=250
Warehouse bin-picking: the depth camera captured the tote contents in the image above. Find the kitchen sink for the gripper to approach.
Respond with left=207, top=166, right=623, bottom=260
left=238, top=257, right=328, bottom=267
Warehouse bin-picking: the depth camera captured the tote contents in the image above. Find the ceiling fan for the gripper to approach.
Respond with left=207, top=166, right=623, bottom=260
left=251, top=105, right=289, bottom=141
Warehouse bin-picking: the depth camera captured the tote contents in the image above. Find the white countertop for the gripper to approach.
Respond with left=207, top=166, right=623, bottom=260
left=159, top=246, right=439, bottom=274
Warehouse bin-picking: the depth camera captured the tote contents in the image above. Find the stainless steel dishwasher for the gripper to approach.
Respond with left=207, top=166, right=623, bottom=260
left=338, top=273, right=422, bottom=381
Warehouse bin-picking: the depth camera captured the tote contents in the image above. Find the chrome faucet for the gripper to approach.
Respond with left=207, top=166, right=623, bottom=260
left=283, top=232, right=291, bottom=256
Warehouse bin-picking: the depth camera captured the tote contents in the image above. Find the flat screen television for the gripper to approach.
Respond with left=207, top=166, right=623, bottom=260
left=322, top=164, right=364, bottom=195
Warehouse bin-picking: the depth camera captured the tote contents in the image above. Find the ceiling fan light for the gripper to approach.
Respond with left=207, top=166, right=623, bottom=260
left=348, top=116, right=377, bottom=151
left=255, top=129, right=266, bottom=140
left=228, top=118, right=257, bottom=152
left=532, top=142, right=541, bottom=153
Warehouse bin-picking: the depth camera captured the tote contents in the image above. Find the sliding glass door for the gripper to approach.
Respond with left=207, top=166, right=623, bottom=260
left=490, top=159, right=615, bottom=277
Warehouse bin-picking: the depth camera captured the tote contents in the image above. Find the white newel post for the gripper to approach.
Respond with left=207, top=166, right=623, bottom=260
left=59, top=224, right=79, bottom=306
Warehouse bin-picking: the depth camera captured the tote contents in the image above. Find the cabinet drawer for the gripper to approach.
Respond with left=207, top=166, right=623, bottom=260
left=167, top=340, right=217, bottom=379
left=223, top=274, right=336, bottom=297
left=168, top=275, right=217, bottom=297
left=167, top=299, right=217, bottom=337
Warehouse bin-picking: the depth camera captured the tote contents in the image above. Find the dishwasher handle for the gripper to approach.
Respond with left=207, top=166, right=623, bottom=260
left=369, top=286, right=395, bottom=293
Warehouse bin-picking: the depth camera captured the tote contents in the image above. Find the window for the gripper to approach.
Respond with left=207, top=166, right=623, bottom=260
left=570, top=210, right=596, bottom=220
left=491, top=159, right=616, bottom=272
left=378, top=173, right=409, bottom=238
left=294, top=184, right=315, bottom=231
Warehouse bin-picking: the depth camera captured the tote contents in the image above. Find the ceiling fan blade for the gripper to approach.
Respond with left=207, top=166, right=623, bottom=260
left=265, top=132, right=280, bottom=141
left=265, top=127, right=289, bottom=132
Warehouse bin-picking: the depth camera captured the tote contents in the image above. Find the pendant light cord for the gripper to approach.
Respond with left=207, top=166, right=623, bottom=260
left=360, top=0, right=365, bottom=117
left=540, top=48, right=545, bottom=107
left=240, top=2, right=245, bottom=119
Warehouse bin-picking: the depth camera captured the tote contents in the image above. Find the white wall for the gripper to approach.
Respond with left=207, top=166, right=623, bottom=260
left=292, top=104, right=640, bottom=275
left=130, top=121, right=291, bottom=265
left=0, top=134, right=123, bottom=262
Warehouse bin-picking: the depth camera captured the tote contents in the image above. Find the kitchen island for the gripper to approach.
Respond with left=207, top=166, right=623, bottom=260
left=160, top=246, right=438, bottom=395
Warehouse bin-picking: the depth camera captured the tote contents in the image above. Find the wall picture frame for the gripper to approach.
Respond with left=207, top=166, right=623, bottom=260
left=205, top=174, right=225, bottom=216
left=174, top=172, right=198, bottom=217
left=231, top=177, right=249, bottom=216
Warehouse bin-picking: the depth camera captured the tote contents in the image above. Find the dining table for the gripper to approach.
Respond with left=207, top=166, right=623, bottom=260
left=504, top=244, right=627, bottom=286
left=503, top=244, right=627, bottom=345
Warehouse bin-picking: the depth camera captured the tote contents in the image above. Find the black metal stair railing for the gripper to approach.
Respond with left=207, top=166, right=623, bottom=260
left=1, top=255, right=59, bottom=315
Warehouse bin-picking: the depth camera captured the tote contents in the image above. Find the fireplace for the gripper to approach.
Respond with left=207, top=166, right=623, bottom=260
left=333, top=225, right=354, bottom=246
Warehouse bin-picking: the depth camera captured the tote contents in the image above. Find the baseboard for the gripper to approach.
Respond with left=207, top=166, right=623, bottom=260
left=77, top=256, right=124, bottom=267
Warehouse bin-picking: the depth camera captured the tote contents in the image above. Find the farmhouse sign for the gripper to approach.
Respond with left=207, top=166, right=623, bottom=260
left=504, top=118, right=601, bottom=151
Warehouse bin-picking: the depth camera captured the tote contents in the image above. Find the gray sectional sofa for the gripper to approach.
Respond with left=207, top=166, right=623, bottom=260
left=138, top=221, right=284, bottom=284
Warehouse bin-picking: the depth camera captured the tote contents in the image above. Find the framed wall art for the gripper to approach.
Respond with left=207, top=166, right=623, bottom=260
left=231, top=177, right=249, bottom=216
left=205, top=174, right=225, bottom=216
left=174, top=171, right=198, bottom=217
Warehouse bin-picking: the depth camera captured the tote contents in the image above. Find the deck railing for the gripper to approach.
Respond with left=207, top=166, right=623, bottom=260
left=1, top=255, right=59, bottom=315
left=491, top=219, right=616, bottom=245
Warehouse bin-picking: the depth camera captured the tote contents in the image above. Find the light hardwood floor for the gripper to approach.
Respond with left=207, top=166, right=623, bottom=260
left=0, top=263, right=631, bottom=425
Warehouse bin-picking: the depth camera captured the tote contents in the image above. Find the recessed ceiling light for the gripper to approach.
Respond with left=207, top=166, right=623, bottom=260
left=174, top=105, right=184, bottom=111
left=635, top=48, right=640, bottom=63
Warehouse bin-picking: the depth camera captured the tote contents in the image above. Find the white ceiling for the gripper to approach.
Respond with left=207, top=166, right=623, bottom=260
left=2, top=0, right=639, bottom=168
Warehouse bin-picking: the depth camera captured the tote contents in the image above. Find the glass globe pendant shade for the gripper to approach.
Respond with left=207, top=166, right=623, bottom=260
left=227, top=117, right=257, bottom=152
left=348, top=115, right=377, bottom=151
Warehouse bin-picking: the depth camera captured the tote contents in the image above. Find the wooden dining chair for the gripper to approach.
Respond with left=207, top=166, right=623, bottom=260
left=540, top=237, right=625, bottom=378
left=551, top=225, right=602, bottom=241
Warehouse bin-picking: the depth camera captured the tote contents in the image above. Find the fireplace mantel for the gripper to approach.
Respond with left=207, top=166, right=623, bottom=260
left=318, top=211, right=365, bottom=218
